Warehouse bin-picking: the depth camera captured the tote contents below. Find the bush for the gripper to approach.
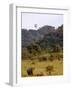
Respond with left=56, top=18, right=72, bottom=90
left=31, top=62, right=35, bottom=64
left=38, top=56, right=47, bottom=61
left=49, top=54, right=54, bottom=61
left=56, top=54, right=63, bottom=61
left=46, top=65, right=54, bottom=75
left=36, top=73, right=44, bottom=76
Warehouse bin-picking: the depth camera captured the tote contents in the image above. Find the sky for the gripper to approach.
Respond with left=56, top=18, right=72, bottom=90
left=22, top=13, right=63, bottom=30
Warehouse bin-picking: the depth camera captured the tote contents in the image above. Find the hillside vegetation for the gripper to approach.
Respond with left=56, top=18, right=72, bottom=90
left=21, top=25, right=63, bottom=77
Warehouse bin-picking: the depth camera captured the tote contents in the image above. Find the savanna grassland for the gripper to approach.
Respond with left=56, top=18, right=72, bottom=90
left=21, top=52, right=63, bottom=77
left=21, top=25, right=63, bottom=77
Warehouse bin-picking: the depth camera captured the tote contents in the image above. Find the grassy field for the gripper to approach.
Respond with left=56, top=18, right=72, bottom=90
left=21, top=53, right=63, bottom=77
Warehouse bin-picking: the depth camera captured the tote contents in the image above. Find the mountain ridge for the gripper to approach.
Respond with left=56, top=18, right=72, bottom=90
left=22, top=25, right=56, bottom=47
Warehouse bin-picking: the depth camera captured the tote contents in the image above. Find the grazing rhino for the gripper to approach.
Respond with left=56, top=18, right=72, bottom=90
left=27, top=67, right=33, bottom=76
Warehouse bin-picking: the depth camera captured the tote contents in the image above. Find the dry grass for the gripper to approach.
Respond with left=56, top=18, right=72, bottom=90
left=21, top=53, right=63, bottom=77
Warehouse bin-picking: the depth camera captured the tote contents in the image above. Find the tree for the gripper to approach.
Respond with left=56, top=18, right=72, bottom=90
left=22, top=48, right=30, bottom=60
left=27, top=43, right=41, bottom=55
left=52, top=44, right=61, bottom=52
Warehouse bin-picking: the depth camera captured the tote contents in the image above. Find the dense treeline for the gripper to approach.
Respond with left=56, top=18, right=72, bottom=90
left=22, top=25, right=63, bottom=60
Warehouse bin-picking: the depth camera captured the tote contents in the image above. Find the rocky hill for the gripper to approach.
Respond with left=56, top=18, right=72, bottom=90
left=21, top=25, right=55, bottom=47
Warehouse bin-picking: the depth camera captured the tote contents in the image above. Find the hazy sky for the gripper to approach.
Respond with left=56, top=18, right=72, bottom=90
left=22, top=13, right=63, bottom=30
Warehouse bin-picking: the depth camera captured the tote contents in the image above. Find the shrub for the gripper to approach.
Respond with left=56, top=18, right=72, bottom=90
left=49, top=54, right=54, bottom=61
left=36, top=73, right=44, bottom=76
left=38, top=56, right=47, bottom=61
left=31, top=62, right=35, bottom=64
left=57, top=54, right=63, bottom=61
left=46, top=65, right=54, bottom=75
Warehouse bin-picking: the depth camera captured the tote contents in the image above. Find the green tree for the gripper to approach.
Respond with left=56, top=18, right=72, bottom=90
left=22, top=48, right=30, bottom=60
left=27, top=43, right=41, bottom=55
left=52, top=44, right=61, bottom=52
